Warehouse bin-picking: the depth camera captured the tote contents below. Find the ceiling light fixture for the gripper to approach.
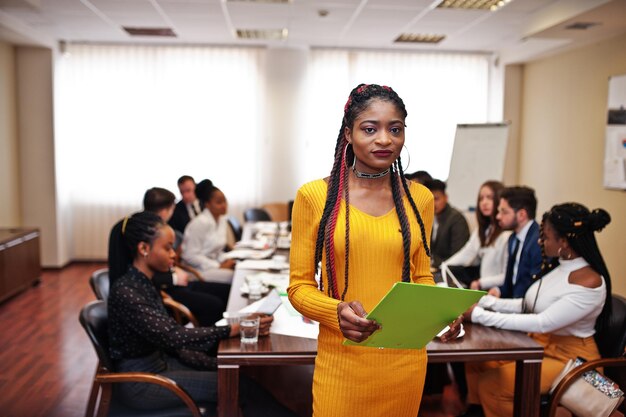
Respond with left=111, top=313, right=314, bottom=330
left=437, top=0, right=512, bottom=11
left=123, top=27, right=177, bottom=37
left=236, top=28, right=288, bottom=40
left=394, top=34, right=445, bottom=44
left=227, top=0, right=292, bottom=3
left=565, top=22, right=601, bottom=30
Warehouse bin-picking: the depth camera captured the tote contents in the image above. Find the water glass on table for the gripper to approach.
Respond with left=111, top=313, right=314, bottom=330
left=240, top=316, right=260, bottom=344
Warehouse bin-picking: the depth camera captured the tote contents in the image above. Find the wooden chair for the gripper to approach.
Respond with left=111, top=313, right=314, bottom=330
left=261, top=202, right=288, bottom=222
left=79, top=300, right=211, bottom=417
left=546, top=294, right=626, bottom=417
left=161, top=291, right=200, bottom=328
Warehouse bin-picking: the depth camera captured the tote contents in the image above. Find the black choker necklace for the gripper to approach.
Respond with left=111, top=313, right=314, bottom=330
left=352, top=166, right=390, bottom=179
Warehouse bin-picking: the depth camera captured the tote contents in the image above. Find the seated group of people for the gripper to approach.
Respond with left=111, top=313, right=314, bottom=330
left=105, top=168, right=615, bottom=417
left=105, top=175, right=297, bottom=416
left=406, top=170, right=614, bottom=417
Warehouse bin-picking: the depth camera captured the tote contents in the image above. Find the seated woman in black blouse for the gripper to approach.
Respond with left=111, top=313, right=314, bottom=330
left=109, top=211, right=294, bottom=415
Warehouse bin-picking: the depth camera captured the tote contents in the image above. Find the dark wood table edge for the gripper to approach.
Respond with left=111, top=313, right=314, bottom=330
left=217, top=348, right=543, bottom=417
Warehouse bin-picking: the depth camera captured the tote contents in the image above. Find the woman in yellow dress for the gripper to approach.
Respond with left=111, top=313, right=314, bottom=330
left=288, top=84, right=461, bottom=417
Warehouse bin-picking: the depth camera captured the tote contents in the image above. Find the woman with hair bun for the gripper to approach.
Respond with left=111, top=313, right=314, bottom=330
left=462, top=203, right=612, bottom=417
left=182, top=179, right=235, bottom=283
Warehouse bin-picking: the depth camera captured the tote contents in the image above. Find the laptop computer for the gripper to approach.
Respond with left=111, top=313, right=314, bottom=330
left=442, top=264, right=467, bottom=289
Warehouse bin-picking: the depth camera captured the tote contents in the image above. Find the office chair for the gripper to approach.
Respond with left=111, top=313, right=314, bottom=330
left=90, top=269, right=110, bottom=301
left=227, top=216, right=243, bottom=242
left=89, top=268, right=199, bottom=328
left=243, top=208, right=271, bottom=222
left=79, top=300, right=212, bottom=417
left=546, top=294, right=626, bottom=417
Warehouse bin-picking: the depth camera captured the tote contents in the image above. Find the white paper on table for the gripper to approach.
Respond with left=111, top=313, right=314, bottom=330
left=237, top=259, right=288, bottom=271
left=214, top=298, right=265, bottom=326
left=222, top=248, right=274, bottom=261
left=234, top=240, right=271, bottom=250
left=269, top=304, right=319, bottom=340
left=436, top=323, right=465, bottom=339
left=216, top=295, right=319, bottom=340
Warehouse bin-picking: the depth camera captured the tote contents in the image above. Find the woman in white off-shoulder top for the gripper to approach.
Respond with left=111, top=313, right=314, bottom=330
left=441, top=180, right=511, bottom=290
left=462, top=202, right=613, bottom=417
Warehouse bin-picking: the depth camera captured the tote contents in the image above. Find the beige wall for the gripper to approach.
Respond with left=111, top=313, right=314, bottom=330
left=518, top=32, right=626, bottom=297
left=503, top=64, right=523, bottom=185
left=15, top=46, right=66, bottom=267
left=0, top=41, right=20, bottom=226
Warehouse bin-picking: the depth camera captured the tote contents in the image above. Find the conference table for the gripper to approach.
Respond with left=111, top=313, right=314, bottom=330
left=217, top=223, right=544, bottom=417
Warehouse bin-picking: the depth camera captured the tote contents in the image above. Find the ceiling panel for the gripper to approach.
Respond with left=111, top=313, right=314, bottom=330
left=0, top=0, right=623, bottom=62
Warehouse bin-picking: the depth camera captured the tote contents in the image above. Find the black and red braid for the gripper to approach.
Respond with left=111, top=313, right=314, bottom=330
left=314, top=83, right=431, bottom=300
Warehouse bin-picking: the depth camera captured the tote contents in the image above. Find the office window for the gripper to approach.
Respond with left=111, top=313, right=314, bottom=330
left=298, top=49, right=491, bottom=183
left=55, top=44, right=264, bottom=258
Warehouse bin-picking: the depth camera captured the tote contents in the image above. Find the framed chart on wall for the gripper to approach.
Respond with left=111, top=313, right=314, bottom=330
left=604, top=74, right=626, bottom=190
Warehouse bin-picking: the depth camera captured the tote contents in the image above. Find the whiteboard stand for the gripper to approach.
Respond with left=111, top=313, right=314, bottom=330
left=446, top=123, right=511, bottom=212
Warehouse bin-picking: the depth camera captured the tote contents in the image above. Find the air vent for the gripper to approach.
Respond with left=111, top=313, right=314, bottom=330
left=565, top=22, right=601, bottom=30
left=236, top=29, right=288, bottom=40
left=123, top=27, right=176, bottom=37
left=228, top=0, right=291, bottom=3
left=394, top=34, right=445, bottom=44
left=437, top=0, right=512, bottom=11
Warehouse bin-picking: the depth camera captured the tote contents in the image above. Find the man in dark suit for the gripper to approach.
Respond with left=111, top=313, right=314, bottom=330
left=489, top=186, right=542, bottom=299
left=425, top=179, right=470, bottom=268
left=168, top=175, right=202, bottom=234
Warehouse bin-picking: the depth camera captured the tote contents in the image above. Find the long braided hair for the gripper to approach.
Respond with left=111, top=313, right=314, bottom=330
left=538, top=203, right=612, bottom=332
left=314, top=83, right=431, bottom=300
left=122, top=211, right=167, bottom=259
left=476, top=180, right=505, bottom=247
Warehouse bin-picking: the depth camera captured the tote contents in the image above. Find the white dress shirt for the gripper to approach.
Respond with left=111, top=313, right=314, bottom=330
left=182, top=209, right=229, bottom=278
left=472, top=257, right=606, bottom=337
left=442, top=228, right=511, bottom=289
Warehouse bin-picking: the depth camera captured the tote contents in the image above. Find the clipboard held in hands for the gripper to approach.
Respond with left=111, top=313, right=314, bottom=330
left=343, top=282, right=485, bottom=349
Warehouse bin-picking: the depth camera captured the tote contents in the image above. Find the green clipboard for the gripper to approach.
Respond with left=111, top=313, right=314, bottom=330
left=343, top=282, right=485, bottom=349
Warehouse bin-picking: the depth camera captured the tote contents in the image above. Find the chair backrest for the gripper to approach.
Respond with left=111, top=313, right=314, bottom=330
left=90, top=269, right=110, bottom=301
left=227, top=216, right=243, bottom=242
left=261, top=202, right=288, bottom=222
left=595, top=294, right=626, bottom=359
left=243, top=208, right=272, bottom=222
left=79, top=300, right=115, bottom=371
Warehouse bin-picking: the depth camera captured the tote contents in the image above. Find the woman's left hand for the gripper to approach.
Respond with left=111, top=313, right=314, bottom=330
left=439, top=315, right=463, bottom=343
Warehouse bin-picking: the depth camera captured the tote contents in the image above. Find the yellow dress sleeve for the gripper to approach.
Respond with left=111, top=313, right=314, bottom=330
left=288, top=182, right=341, bottom=330
left=411, top=183, right=436, bottom=286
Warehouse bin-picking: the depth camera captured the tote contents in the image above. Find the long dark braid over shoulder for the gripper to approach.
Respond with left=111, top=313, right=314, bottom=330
left=313, top=84, right=431, bottom=300
left=539, top=203, right=612, bottom=332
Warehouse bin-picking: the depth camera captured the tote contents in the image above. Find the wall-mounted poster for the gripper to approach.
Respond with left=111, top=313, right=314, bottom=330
left=604, top=74, right=626, bottom=190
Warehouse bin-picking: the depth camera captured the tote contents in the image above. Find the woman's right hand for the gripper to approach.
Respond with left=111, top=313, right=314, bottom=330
left=337, top=301, right=380, bottom=343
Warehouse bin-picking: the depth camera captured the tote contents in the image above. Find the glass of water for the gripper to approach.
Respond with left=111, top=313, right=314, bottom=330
left=239, top=316, right=260, bottom=344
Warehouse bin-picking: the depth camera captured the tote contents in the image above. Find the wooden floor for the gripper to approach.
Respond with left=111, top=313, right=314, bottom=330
left=0, top=262, right=463, bottom=417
